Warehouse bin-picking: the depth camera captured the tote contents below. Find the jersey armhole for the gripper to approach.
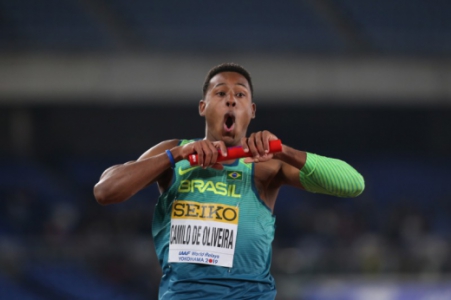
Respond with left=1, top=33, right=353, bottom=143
left=251, top=163, right=273, bottom=214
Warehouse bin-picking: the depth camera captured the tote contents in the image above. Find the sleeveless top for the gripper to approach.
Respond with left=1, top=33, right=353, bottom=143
left=152, top=139, right=277, bottom=299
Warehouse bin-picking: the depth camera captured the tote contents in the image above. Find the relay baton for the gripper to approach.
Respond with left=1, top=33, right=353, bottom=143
left=188, top=139, right=282, bottom=166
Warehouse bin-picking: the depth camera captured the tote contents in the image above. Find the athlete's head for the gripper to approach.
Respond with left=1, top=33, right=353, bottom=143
left=202, top=63, right=254, bottom=98
left=200, top=63, right=256, bottom=146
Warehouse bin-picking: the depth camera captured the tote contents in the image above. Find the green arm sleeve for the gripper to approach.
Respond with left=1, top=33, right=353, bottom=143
left=299, top=153, right=365, bottom=198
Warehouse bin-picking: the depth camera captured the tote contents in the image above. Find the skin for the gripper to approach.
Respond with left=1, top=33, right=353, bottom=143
left=93, top=71, right=307, bottom=211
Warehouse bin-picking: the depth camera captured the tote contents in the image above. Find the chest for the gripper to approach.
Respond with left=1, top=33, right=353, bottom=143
left=173, top=161, right=252, bottom=202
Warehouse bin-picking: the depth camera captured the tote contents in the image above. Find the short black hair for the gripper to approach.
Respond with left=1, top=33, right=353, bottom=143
left=202, top=63, right=253, bottom=98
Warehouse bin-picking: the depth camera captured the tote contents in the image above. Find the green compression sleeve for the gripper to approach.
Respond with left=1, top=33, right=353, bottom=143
left=299, top=153, right=365, bottom=198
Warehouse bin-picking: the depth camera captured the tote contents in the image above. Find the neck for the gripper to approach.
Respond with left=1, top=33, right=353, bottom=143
left=204, top=132, right=240, bottom=148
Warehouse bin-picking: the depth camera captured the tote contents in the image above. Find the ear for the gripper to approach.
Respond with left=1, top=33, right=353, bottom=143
left=199, top=99, right=206, bottom=116
left=251, top=102, right=256, bottom=119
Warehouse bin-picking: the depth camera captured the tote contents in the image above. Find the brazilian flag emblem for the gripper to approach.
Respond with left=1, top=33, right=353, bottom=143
left=227, top=171, right=242, bottom=180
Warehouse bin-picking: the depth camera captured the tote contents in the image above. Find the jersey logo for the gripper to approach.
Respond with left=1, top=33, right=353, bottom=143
left=168, top=200, right=239, bottom=267
left=227, top=171, right=242, bottom=180
left=178, top=166, right=200, bottom=176
left=178, top=179, right=241, bottom=198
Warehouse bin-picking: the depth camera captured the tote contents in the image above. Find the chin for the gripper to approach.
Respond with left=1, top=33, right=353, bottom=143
left=221, top=135, right=237, bottom=147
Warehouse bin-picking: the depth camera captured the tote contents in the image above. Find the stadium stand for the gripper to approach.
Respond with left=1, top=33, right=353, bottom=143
left=0, top=0, right=113, bottom=50
left=105, top=0, right=344, bottom=52
left=0, top=0, right=450, bottom=298
left=0, top=0, right=450, bottom=54
left=333, top=0, right=451, bottom=55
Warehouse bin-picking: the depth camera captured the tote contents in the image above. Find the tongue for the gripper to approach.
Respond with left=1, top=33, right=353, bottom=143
left=224, top=118, right=234, bottom=132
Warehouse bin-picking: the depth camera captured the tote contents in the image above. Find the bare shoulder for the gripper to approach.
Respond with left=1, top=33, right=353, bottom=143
left=138, top=139, right=180, bottom=161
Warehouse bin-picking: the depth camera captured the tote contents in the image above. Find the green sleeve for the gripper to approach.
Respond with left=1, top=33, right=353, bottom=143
left=299, top=153, right=365, bottom=198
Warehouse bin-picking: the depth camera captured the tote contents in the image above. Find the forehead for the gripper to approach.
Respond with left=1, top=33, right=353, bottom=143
left=209, top=72, right=250, bottom=90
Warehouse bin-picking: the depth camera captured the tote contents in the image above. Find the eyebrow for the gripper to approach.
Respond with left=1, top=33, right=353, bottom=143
left=214, top=83, right=249, bottom=90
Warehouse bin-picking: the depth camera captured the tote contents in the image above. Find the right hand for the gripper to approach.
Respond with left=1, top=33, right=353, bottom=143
left=178, top=140, right=227, bottom=169
left=241, top=130, right=278, bottom=163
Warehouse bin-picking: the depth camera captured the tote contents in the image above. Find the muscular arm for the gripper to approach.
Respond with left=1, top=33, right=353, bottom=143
left=244, top=132, right=364, bottom=212
left=93, top=139, right=179, bottom=205
left=274, top=144, right=365, bottom=198
left=93, top=138, right=228, bottom=205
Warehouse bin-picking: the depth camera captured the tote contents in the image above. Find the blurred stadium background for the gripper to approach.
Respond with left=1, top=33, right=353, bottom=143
left=1, top=1, right=451, bottom=299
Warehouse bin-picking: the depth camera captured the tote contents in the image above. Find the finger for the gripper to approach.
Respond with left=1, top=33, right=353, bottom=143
left=201, top=141, right=214, bottom=167
left=262, top=131, right=270, bottom=153
left=264, top=130, right=279, bottom=153
left=244, top=153, right=273, bottom=164
left=243, top=157, right=254, bottom=163
left=259, top=153, right=273, bottom=162
left=247, top=133, right=260, bottom=159
left=215, top=141, right=228, bottom=158
left=254, top=131, right=266, bottom=157
left=207, top=141, right=218, bottom=166
left=241, top=137, right=249, bottom=153
left=194, top=142, right=204, bottom=167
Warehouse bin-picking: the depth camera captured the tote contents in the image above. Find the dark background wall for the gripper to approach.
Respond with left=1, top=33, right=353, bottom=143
left=1, top=0, right=451, bottom=299
left=3, top=104, right=451, bottom=159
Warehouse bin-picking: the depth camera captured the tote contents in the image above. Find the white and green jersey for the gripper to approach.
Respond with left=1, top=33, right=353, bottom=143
left=152, top=139, right=277, bottom=299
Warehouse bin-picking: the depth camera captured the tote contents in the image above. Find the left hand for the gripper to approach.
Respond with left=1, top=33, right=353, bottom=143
left=241, top=130, right=279, bottom=163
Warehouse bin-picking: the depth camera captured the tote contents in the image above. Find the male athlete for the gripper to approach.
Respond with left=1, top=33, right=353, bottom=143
left=94, top=63, right=365, bottom=299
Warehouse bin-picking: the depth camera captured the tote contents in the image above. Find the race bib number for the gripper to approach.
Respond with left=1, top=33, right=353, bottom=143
left=168, top=200, right=239, bottom=268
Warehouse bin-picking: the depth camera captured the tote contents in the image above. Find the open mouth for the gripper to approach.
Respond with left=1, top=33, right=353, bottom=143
left=223, top=113, right=235, bottom=132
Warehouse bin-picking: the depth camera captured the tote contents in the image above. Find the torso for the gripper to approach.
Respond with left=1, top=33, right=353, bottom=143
left=152, top=139, right=277, bottom=299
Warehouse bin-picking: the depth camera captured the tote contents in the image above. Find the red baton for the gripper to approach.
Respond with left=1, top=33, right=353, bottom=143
left=188, top=139, right=282, bottom=166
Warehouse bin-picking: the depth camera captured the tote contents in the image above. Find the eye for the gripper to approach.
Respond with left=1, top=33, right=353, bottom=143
left=216, top=91, right=226, bottom=97
left=236, top=92, right=246, bottom=98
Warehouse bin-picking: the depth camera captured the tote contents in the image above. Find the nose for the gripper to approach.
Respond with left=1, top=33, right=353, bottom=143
left=226, top=94, right=236, bottom=107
